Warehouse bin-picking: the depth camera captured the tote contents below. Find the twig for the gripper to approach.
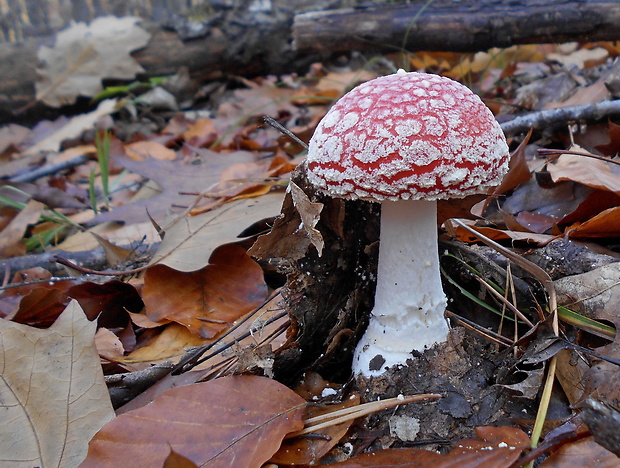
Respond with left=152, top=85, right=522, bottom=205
left=9, top=154, right=90, bottom=183
left=288, top=393, right=442, bottom=438
left=264, top=115, right=309, bottom=149
left=500, top=100, right=620, bottom=136
left=537, top=148, right=620, bottom=166
left=170, top=290, right=284, bottom=374
left=445, top=309, right=514, bottom=347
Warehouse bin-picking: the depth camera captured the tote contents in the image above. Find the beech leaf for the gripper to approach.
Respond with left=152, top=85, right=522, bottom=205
left=143, top=244, right=268, bottom=338
left=83, top=375, right=306, bottom=467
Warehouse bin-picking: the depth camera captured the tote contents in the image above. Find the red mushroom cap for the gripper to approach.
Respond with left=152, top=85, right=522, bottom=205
left=306, top=71, right=510, bottom=201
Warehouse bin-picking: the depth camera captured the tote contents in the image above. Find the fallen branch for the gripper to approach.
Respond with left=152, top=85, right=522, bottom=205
left=500, top=100, right=620, bottom=136
left=3, top=0, right=620, bottom=123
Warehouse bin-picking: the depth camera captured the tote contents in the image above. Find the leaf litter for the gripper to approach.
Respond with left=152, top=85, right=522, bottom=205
left=0, top=27, right=619, bottom=468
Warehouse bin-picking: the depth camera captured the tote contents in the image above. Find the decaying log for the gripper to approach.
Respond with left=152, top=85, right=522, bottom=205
left=293, top=0, right=620, bottom=54
left=2, top=0, right=620, bottom=123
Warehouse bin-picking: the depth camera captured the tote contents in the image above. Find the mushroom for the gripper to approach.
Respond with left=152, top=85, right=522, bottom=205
left=305, top=70, right=510, bottom=376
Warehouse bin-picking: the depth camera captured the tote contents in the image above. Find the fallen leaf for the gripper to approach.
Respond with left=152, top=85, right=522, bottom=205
left=90, top=232, right=135, bottom=267
left=143, top=244, right=268, bottom=338
left=95, top=327, right=126, bottom=362
left=566, top=206, right=620, bottom=239
left=82, top=375, right=306, bottom=467
left=324, top=448, right=444, bottom=467
left=122, top=323, right=209, bottom=363
left=125, top=140, right=177, bottom=161
left=540, top=436, right=619, bottom=467
left=150, top=192, right=284, bottom=272
left=91, top=147, right=257, bottom=224
left=289, top=181, right=324, bottom=256
left=10, top=279, right=143, bottom=329
left=271, top=393, right=360, bottom=465
left=36, top=16, right=150, bottom=106
left=325, top=426, right=530, bottom=467
left=451, top=221, right=555, bottom=245
left=493, top=129, right=533, bottom=195
left=0, top=300, right=115, bottom=467
left=547, top=153, right=620, bottom=194
left=163, top=448, right=199, bottom=468
left=23, top=99, right=117, bottom=155
left=0, top=124, right=30, bottom=155
left=182, top=118, right=218, bottom=147
left=0, top=200, right=44, bottom=258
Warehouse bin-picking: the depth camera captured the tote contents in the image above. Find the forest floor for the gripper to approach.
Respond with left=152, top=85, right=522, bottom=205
left=0, top=15, right=619, bottom=468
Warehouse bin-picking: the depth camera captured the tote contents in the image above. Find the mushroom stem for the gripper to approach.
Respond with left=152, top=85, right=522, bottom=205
left=352, top=199, right=449, bottom=376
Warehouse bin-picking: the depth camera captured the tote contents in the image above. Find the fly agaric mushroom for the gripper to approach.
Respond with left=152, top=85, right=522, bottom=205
left=306, top=70, right=510, bottom=376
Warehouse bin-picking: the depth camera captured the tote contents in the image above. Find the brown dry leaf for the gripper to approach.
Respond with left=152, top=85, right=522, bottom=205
left=494, top=129, right=533, bottom=195
left=82, top=375, right=306, bottom=467
left=547, top=46, right=609, bottom=70
left=271, top=393, right=360, bottom=465
left=549, top=80, right=610, bottom=109
left=289, top=181, right=324, bottom=256
left=566, top=206, right=620, bottom=239
left=202, top=158, right=273, bottom=202
left=150, top=192, right=284, bottom=272
left=11, top=285, right=73, bottom=327
left=128, top=311, right=169, bottom=329
left=95, top=327, right=126, bottom=362
left=122, top=323, right=210, bottom=363
left=163, top=448, right=199, bottom=468
left=0, top=300, right=115, bottom=466
left=90, top=232, right=134, bottom=267
left=556, top=263, right=620, bottom=406
left=23, top=99, right=117, bottom=155
left=311, top=69, right=380, bottom=102
left=125, top=140, right=177, bottom=161
left=547, top=152, right=620, bottom=194
left=143, top=244, right=268, bottom=338
left=0, top=124, right=30, bottom=155
left=182, top=118, right=218, bottom=147
left=219, top=76, right=302, bottom=121
left=325, top=447, right=444, bottom=467
left=0, top=200, right=44, bottom=258
left=10, top=279, right=142, bottom=329
left=540, top=436, right=619, bottom=467
left=92, top=147, right=257, bottom=224
left=326, top=426, right=529, bottom=467
left=559, top=190, right=620, bottom=228
left=36, top=16, right=150, bottom=106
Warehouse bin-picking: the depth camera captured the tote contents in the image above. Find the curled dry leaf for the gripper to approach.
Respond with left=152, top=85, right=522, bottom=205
left=95, top=327, right=126, bottom=362
left=143, top=244, right=268, bottom=338
left=83, top=375, right=306, bottom=468
left=0, top=300, right=115, bottom=467
left=289, top=181, right=324, bottom=256
left=565, top=206, right=620, bottom=239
